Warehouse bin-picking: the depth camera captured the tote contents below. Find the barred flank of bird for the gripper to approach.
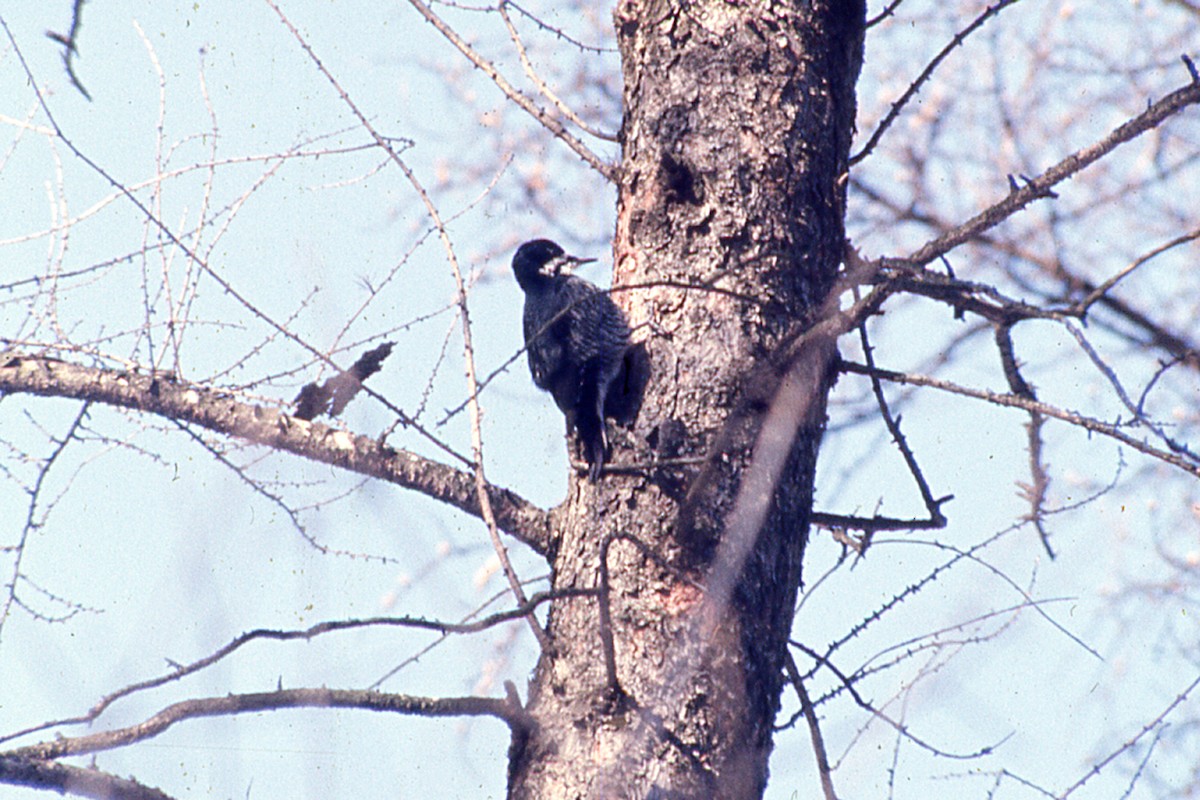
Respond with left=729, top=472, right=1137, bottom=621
left=513, top=239, right=632, bottom=482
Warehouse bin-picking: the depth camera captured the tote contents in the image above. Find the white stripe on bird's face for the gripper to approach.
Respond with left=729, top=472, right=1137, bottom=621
left=542, top=254, right=596, bottom=277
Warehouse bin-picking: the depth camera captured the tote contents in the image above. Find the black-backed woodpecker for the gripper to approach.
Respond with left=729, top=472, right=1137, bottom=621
left=513, top=239, right=632, bottom=481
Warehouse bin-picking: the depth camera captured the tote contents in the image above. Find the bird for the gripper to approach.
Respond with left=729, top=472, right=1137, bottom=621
left=513, top=239, right=633, bottom=481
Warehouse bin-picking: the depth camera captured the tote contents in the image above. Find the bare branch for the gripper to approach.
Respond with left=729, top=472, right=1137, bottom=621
left=852, top=0, right=1023, bottom=164
left=993, top=323, right=1054, bottom=558
left=866, top=0, right=906, bottom=28
left=8, top=687, right=530, bottom=761
left=1059, top=673, right=1200, bottom=797
left=0, top=355, right=554, bottom=554
left=887, top=74, right=1200, bottom=271
left=0, top=403, right=90, bottom=644
left=498, top=1, right=618, bottom=142
left=905, top=535, right=1100, bottom=659
left=0, top=588, right=578, bottom=747
left=265, top=2, right=554, bottom=643
left=839, top=359, right=1200, bottom=479
left=44, top=0, right=92, bottom=100
left=504, top=1, right=615, bottom=54
left=405, top=0, right=617, bottom=181
left=852, top=176, right=1200, bottom=371
left=792, top=639, right=1009, bottom=761
left=808, top=511, right=946, bottom=534
left=785, top=653, right=840, bottom=800
left=857, top=315, right=950, bottom=532
left=1075, top=226, right=1200, bottom=314
left=368, top=574, right=554, bottom=690
left=1061, top=321, right=1200, bottom=462
left=0, top=756, right=175, bottom=800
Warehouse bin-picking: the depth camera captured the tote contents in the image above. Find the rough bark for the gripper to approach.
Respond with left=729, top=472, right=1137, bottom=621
left=508, top=1, right=864, bottom=798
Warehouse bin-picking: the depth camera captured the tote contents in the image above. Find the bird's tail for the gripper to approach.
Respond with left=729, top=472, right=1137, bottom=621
left=575, top=358, right=609, bottom=482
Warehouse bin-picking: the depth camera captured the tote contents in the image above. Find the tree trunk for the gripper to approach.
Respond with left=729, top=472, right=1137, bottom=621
left=508, top=1, right=864, bottom=797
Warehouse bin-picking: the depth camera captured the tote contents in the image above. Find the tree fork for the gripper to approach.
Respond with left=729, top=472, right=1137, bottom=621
left=508, top=1, right=864, bottom=797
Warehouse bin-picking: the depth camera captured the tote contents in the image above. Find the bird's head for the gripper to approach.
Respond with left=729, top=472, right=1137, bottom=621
left=513, top=239, right=596, bottom=290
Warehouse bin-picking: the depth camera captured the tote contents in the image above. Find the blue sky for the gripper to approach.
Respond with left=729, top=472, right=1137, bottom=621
left=2, top=1, right=1199, bottom=798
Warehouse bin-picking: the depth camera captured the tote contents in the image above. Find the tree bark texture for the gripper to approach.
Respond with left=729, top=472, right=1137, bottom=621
left=509, top=1, right=864, bottom=798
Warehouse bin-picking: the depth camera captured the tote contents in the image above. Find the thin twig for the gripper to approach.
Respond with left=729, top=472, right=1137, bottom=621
left=0, top=19, right=466, bottom=465
left=852, top=0, right=1023, bottom=164
left=839, top=360, right=1200, bottom=478
left=792, top=640, right=1010, bottom=761
left=1074, top=225, right=1200, bottom=314
left=1063, top=321, right=1200, bottom=461
left=9, top=687, right=532, bottom=761
left=785, top=652, right=840, bottom=800
left=866, top=0, right=907, bottom=27
left=175, top=422, right=401, bottom=564
left=370, top=574, right=553, bottom=689
left=498, top=1, right=618, bottom=142
left=406, top=0, right=617, bottom=181
left=858, top=320, right=949, bottom=530
left=327, top=154, right=514, bottom=364
left=888, top=74, right=1200, bottom=270
left=1058, top=673, right=1200, bottom=797
left=0, top=403, right=90, bottom=645
left=993, top=323, right=1054, bottom=558
left=505, top=1, right=616, bottom=54
left=263, top=0, right=553, bottom=648
left=44, top=0, right=92, bottom=100
left=0, top=588, right=577, bottom=748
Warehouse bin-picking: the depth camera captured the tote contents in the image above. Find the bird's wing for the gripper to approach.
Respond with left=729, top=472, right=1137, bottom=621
left=523, top=294, right=567, bottom=391
left=558, top=278, right=630, bottom=363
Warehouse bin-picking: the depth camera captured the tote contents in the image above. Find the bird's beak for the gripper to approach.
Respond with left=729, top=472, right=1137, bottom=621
left=558, top=255, right=597, bottom=275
